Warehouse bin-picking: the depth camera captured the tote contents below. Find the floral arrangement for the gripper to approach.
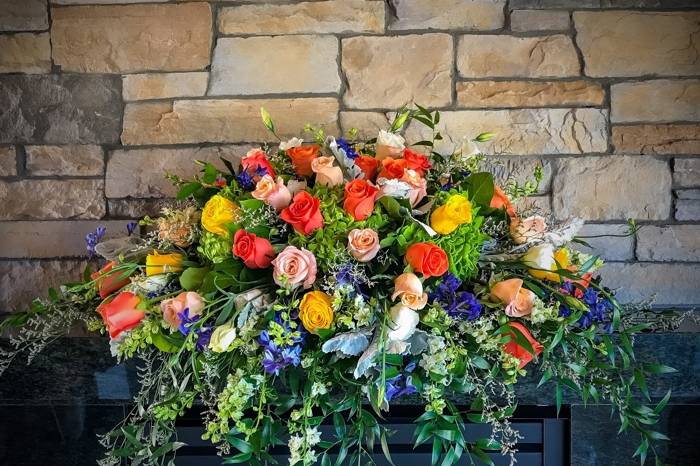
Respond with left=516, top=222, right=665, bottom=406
left=0, top=107, right=675, bottom=466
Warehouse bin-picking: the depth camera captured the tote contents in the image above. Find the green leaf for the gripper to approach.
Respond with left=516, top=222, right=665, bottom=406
left=179, top=267, right=209, bottom=291
left=260, top=107, right=274, bottom=133
left=654, top=390, right=672, bottom=415
left=634, top=368, right=650, bottom=401
left=465, top=172, right=495, bottom=208
left=644, top=363, right=677, bottom=374
left=555, top=383, right=563, bottom=417
left=151, top=332, right=181, bottom=353
left=177, top=182, right=201, bottom=200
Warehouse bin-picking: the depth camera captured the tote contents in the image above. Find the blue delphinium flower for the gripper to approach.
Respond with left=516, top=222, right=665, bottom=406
left=126, top=221, right=138, bottom=236
left=196, top=326, right=213, bottom=352
left=235, top=170, right=256, bottom=191
left=258, top=313, right=306, bottom=376
left=85, top=226, right=106, bottom=257
left=336, top=138, right=358, bottom=159
left=430, top=273, right=482, bottom=320
left=385, top=361, right=417, bottom=402
left=177, top=308, right=200, bottom=336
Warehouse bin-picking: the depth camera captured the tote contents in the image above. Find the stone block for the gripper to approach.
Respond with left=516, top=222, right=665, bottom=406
left=0, top=180, right=105, bottom=220
left=25, top=145, right=103, bottom=176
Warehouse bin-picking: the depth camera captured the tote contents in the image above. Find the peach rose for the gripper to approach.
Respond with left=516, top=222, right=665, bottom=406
left=490, top=186, right=516, bottom=217
left=401, top=169, right=428, bottom=207
left=490, top=278, right=535, bottom=318
left=510, top=216, right=547, bottom=245
left=252, top=175, right=292, bottom=211
left=391, top=273, right=428, bottom=310
left=271, top=245, right=317, bottom=289
left=312, top=156, right=344, bottom=187
left=161, top=291, right=205, bottom=329
left=347, top=228, right=380, bottom=262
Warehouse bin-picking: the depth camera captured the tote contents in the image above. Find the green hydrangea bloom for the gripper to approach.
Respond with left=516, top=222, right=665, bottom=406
left=197, top=231, right=232, bottom=264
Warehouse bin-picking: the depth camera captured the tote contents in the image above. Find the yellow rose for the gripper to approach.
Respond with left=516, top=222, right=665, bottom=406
left=201, top=195, right=240, bottom=237
left=430, top=194, right=473, bottom=235
left=299, top=291, right=334, bottom=334
left=145, top=251, right=184, bottom=276
left=523, top=244, right=570, bottom=281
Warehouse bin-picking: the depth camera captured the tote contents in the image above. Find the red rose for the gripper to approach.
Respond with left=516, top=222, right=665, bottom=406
left=504, top=322, right=544, bottom=368
left=403, top=148, right=432, bottom=176
left=242, top=148, right=276, bottom=179
left=91, top=261, right=131, bottom=299
left=287, top=145, right=320, bottom=177
left=280, top=191, right=324, bottom=235
left=343, top=179, right=379, bottom=221
left=405, top=242, right=448, bottom=278
left=378, top=158, right=407, bottom=180
left=97, top=291, right=145, bottom=339
left=355, top=155, right=380, bottom=181
left=232, top=229, right=275, bottom=269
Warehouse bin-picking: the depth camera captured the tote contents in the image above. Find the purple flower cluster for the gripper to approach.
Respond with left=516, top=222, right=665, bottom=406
left=336, top=138, right=358, bottom=159
left=559, top=281, right=614, bottom=329
left=126, top=221, right=138, bottom=236
left=430, top=273, right=482, bottom=320
left=177, top=308, right=212, bottom=351
left=236, top=166, right=268, bottom=191
left=259, top=314, right=306, bottom=376
left=385, top=361, right=417, bottom=402
left=85, top=226, right=106, bottom=257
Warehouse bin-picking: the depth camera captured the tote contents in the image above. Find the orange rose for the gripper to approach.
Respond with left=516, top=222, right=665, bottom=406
left=280, top=191, right=324, bottom=235
left=402, top=148, right=432, bottom=177
left=232, top=229, right=275, bottom=269
left=378, top=158, right=407, bottom=180
left=287, top=144, right=320, bottom=177
left=405, top=242, right=448, bottom=278
left=504, top=322, right=543, bottom=369
left=355, top=155, right=380, bottom=181
left=343, top=179, right=379, bottom=221
left=490, top=186, right=516, bottom=217
left=97, top=291, right=145, bottom=339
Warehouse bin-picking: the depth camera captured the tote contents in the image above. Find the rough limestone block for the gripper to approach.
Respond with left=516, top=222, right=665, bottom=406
left=342, top=34, right=453, bottom=109
left=210, top=36, right=340, bottom=96
left=218, top=0, right=384, bottom=35
left=51, top=3, right=212, bottom=73
left=0, top=33, right=51, bottom=73
left=457, top=81, right=604, bottom=108
left=0, top=180, right=105, bottom=220
left=510, top=10, right=570, bottom=32
left=599, top=263, right=700, bottom=306
left=637, top=225, right=700, bottom=262
left=553, top=156, right=671, bottom=221
left=25, top=145, right=104, bottom=176
left=121, top=98, right=339, bottom=145
left=122, top=73, right=209, bottom=101
left=389, top=0, right=505, bottom=31
left=457, top=35, right=579, bottom=78
left=404, top=109, right=608, bottom=155
left=611, top=80, right=700, bottom=123
left=613, top=125, right=700, bottom=155
left=573, top=224, right=635, bottom=262
left=574, top=11, right=700, bottom=77
left=0, top=0, right=48, bottom=32
left=0, top=147, right=16, bottom=177
left=106, top=146, right=251, bottom=198
left=673, top=158, right=700, bottom=188
left=0, top=221, right=134, bottom=258
left=0, top=75, right=121, bottom=144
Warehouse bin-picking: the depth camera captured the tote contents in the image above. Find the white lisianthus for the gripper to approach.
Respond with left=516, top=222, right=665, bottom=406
left=460, top=138, right=480, bottom=157
left=521, top=243, right=556, bottom=271
left=209, top=321, right=237, bottom=353
left=377, top=130, right=405, bottom=149
left=387, top=304, right=419, bottom=341
left=376, top=178, right=412, bottom=199
left=279, top=137, right=303, bottom=151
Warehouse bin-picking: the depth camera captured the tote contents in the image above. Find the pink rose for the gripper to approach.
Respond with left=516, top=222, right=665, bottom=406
left=312, top=156, right=344, bottom=187
left=271, top=245, right=317, bottom=289
left=347, top=228, right=380, bottom=262
left=490, top=278, right=535, bottom=318
left=401, top=169, right=428, bottom=207
left=160, top=291, right=205, bottom=329
left=252, top=175, right=292, bottom=211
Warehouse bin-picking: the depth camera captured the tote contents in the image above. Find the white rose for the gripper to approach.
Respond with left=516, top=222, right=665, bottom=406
left=279, top=137, right=303, bottom=151
left=387, top=304, right=419, bottom=341
left=521, top=243, right=556, bottom=271
left=209, top=321, right=237, bottom=353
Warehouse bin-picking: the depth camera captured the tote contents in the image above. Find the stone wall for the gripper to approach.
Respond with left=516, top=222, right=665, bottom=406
left=0, top=0, right=699, bottom=312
